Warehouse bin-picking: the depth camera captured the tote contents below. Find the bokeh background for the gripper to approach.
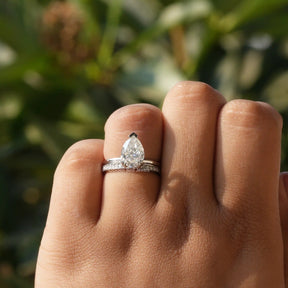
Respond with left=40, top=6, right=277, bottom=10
left=1, top=0, right=288, bottom=286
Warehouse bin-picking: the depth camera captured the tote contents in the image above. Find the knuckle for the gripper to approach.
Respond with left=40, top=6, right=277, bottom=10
left=104, top=104, right=161, bottom=132
left=258, top=101, right=283, bottom=126
left=164, top=81, right=225, bottom=108
left=221, top=100, right=282, bottom=129
left=56, top=140, right=103, bottom=172
left=103, top=104, right=162, bottom=159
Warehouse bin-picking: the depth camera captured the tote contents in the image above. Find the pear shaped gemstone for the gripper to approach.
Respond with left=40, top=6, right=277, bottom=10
left=121, top=133, right=145, bottom=169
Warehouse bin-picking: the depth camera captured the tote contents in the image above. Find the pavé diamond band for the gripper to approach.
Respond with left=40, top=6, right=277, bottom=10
left=102, top=133, right=160, bottom=174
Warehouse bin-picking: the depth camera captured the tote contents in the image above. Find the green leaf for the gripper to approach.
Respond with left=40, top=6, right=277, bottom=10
left=111, top=0, right=212, bottom=69
left=0, top=56, right=47, bottom=88
left=0, top=276, right=33, bottom=288
left=97, top=0, right=123, bottom=67
left=220, top=0, right=288, bottom=31
left=157, top=0, right=212, bottom=28
left=263, top=71, right=288, bottom=112
left=28, top=119, right=74, bottom=162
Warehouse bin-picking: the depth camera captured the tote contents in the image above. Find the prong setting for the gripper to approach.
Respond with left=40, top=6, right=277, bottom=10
left=121, top=133, right=145, bottom=169
left=103, top=133, right=160, bottom=174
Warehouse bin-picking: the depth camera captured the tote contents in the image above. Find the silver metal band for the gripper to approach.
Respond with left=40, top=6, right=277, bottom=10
left=102, top=132, right=160, bottom=174
left=102, top=158, right=160, bottom=174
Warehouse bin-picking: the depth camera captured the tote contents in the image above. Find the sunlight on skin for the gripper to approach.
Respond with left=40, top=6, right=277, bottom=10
left=35, top=82, right=285, bottom=288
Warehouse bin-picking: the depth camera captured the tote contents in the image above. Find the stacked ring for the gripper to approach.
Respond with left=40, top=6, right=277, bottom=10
left=102, top=133, right=160, bottom=174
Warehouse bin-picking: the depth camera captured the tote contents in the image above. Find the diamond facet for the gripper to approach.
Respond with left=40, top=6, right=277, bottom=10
left=121, top=133, right=144, bottom=169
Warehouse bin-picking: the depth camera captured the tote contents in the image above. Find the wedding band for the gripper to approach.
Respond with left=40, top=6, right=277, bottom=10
left=102, top=133, right=160, bottom=174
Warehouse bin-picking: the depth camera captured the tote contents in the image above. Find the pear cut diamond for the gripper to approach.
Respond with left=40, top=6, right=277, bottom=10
left=121, top=133, right=145, bottom=169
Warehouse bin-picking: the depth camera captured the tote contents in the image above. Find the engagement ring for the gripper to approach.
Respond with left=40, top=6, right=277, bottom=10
left=102, top=133, right=160, bottom=174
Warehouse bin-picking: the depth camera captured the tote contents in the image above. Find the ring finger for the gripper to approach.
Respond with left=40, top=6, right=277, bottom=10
left=100, top=104, right=163, bottom=224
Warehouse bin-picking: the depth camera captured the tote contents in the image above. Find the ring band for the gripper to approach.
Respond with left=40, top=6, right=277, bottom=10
left=102, top=133, right=160, bottom=174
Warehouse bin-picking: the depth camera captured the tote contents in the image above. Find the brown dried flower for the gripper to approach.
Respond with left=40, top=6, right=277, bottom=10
left=42, top=1, right=96, bottom=65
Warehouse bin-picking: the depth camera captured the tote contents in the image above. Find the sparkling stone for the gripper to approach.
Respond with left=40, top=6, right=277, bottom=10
left=121, top=133, right=144, bottom=169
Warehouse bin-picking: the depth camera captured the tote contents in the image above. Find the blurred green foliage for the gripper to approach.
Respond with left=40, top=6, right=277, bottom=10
left=1, top=0, right=288, bottom=286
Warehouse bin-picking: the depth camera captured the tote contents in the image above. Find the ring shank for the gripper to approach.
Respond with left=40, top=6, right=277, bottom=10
left=103, top=158, right=160, bottom=174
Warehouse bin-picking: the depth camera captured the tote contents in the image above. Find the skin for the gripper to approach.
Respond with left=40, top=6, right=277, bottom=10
left=35, top=81, right=285, bottom=287
left=280, top=173, right=288, bottom=286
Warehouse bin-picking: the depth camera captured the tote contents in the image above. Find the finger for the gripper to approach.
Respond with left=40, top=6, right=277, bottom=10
left=101, top=104, right=162, bottom=224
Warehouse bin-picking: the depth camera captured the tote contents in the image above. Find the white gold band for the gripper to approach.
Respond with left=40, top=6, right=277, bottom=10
left=102, top=133, right=160, bottom=174
left=103, top=158, right=160, bottom=174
